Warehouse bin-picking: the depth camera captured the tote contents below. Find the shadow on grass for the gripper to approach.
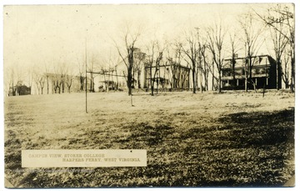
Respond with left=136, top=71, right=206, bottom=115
left=5, top=108, right=295, bottom=188
left=220, top=108, right=294, bottom=147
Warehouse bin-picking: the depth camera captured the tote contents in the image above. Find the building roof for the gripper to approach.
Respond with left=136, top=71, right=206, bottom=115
left=223, top=55, right=273, bottom=69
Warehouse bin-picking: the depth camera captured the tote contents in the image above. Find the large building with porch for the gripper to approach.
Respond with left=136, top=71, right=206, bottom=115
left=221, top=55, right=278, bottom=90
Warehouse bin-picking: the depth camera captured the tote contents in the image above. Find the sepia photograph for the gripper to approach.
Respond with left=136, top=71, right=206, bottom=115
left=2, top=1, right=296, bottom=189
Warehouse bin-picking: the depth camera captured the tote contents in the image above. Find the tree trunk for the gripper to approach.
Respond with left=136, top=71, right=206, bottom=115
left=36, top=83, right=40, bottom=95
left=203, top=61, right=208, bottom=91
left=245, top=74, right=248, bottom=92
left=150, top=67, right=154, bottom=96
left=90, top=73, right=94, bottom=92
left=218, top=71, right=222, bottom=93
left=46, top=76, right=49, bottom=94
left=192, top=67, right=196, bottom=94
left=61, top=82, right=64, bottom=93
left=199, top=69, right=203, bottom=93
left=127, top=65, right=133, bottom=96
left=151, top=81, right=154, bottom=96
left=137, top=70, right=141, bottom=89
left=205, top=72, right=208, bottom=91
left=127, top=48, right=135, bottom=96
left=232, top=55, right=236, bottom=90
left=80, top=76, right=84, bottom=91
left=156, top=73, right=159, bottom=94
left=127, top=72, right=132, bottom=96
left=212, top=62, right=215, bottom=91
left=276, top=59, right=279, bottom=90
left=245, top=61, right=248, bottom=92
left=285, top=81, right=289, bottom=89
left=253, top=80, right=257, bottom=93
left=290, top=49, right=295, bottom=92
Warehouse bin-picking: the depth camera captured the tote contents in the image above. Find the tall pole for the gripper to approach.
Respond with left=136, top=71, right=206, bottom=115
left=85, top=37, right=88, bottom=113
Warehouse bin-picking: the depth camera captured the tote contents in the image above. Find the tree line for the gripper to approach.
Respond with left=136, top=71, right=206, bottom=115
left=115, top=4, right=294, bottom=96
left=5, top=4, right=294, bottom=96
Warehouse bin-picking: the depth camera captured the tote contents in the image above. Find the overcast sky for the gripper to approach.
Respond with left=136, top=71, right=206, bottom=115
left=3, top=3, right=292, bottom=84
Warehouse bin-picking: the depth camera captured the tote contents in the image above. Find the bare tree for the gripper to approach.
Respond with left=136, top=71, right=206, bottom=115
left=133, top=50, right=146, bottom=89
left=270, top=23, right=289, bottom=90
left=51, top=64, right=59, bottom=94
left=6, top=67, right=16, bottom=96
left=33, top=68, right=45, bottom=95
left=52, top=77, right=60, bottom=94
left=206, top=22, right=227, bottom=93
left=197, top=41, right=210, bottom=92
left=255, top=4, right=294, bottom=91
left=42, top=62, right=51, bottom=94
left=65, top=64, right=75, bottom=93
left=59, top=63, right=68, bottom=94
left=113, top=22, right=141, bottom=96
left=26, top=70, right=33, bottom=93
left=169, top=42, right=183, bottom=90
left=87, top=54, right=100, bottom=92
left=114, top=29, right=140, bottom=96
left=196, top=30, right=211, bottom=93
left=281, top=48, right=291, bottom=89
left=30, top=63, right=51, bottom=95
left=228, top=31, right=242, bottom=89
left=76, top=56, right=85, bottom=91
left=239, top=12, right=265, bottom=92
left=39, top=76, right=45, bottom=94
left=5, top=64, right=25, bottom=96
left=65, top=74, right=73, bottom=93
left=52, top=62, right=67, bottom=94
left=145, top=41, right=164, bottom=96
left=181, top=30, right=199, bottom=94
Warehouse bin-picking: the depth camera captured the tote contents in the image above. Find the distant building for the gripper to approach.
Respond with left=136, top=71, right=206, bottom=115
left=221, top=55, right=278, bottom=90
left=31, top=73, right=87, bottom=95
left=144, top=60, right=190, bottom=91
left=76, top=48, right=192, bottom=93
left=93, top=70, right=127, bottom=92
left=8, top=81, right=31, bottom=96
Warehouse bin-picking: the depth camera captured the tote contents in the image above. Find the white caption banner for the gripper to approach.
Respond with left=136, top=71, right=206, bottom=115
left=22, top=150, right=147, bottom=167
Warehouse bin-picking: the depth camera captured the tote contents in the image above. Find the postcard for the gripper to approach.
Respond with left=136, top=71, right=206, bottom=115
left=3, top=3, right=295, bottom=188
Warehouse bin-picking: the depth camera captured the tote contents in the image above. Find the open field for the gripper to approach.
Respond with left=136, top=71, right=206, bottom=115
left=4, top=90, right=295, bottom=187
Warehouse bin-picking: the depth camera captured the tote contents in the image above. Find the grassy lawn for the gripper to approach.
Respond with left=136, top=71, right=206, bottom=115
left=4, top=91, right=295, bottom=187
